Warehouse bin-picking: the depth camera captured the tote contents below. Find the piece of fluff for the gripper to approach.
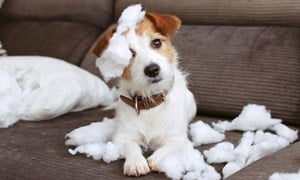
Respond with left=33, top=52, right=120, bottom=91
left=69, top=142, right=120, bottom=163
left=269, top=169, right=300, bottom=180
left=246, top=131, right=289, bottom=165
left=270, top=123, right=298, bottom=143
left=222, top=132, right=254, bottom=178
left=66, top=117, right=120, bottom=163
left=213, top=104, right=281, bottom=132
left=203, top=142, right=235, bottom=164
left=159, top=140, right=220, bottom=180
left=190, top=120, right=225, bottom=146
left=65, top=117, right=116, bottom=146
left=95, top=4, right=145, bottom=81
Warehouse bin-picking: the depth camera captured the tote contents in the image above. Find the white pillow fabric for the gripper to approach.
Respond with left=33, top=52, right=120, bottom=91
left=0, top=56, right=115, bottom=128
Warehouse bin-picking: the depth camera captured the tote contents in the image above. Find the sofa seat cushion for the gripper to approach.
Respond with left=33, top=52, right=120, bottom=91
left=0, top=110, right=298, bottom=179
left=0, top=20, right=101, bottom=65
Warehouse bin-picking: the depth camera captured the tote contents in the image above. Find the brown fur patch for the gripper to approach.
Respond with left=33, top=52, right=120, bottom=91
left=92, top=25, right=116, bottom=57
left=146, top=13, right=181, bottom=37
left=135, top=17, right=178, bottom=63
left=122, top=63, right=133, bottom=80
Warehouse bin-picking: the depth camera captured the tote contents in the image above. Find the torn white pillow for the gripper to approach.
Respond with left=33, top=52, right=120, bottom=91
left=0, top=56, right=116, bottom=128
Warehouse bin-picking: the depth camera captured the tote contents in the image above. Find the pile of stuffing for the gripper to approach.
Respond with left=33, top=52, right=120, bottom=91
left=66, top=104, right=298, bottom=179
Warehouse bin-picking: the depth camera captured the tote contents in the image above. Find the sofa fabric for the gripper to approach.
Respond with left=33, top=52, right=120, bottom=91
left=173, top=25, right=300, bottom=126
left=115, top=0, right=300, bottom=27
left=0, top=20, right=101, bottom=65
left=0, top=0, right=113, bottom=29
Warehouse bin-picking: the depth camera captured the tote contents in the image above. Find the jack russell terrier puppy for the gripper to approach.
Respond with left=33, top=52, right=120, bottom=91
left=92, top=12, right=197, bottom=176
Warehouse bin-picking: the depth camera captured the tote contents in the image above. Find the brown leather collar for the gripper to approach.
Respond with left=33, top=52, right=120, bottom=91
left=120, top=93, right=165, bottom=114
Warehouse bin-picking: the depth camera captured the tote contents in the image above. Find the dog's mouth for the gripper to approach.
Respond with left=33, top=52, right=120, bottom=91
left=149, top=78, right=162, bottom=84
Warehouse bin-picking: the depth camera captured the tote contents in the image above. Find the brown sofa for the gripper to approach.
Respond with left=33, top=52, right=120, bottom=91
left=0, top=0, right=299, bottom=179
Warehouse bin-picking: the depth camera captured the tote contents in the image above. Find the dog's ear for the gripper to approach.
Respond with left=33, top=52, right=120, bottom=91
left=92, top=25, right=117, bottom=57
left=146, top=12, right=181, bottom=37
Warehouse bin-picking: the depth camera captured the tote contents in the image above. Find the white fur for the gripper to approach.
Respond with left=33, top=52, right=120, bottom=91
left=114, top=65, right=196, bottom=175
left=97, top=6, right=197, bottom=176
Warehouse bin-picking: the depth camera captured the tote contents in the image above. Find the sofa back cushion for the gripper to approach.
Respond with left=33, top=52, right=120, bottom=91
left=173, top=25, right=300, bottom=126
left=115, top=0, right=300, bottom=26
left=0, top=0, right=113, bottom=28
left=0, top=21, right=100, bottom=65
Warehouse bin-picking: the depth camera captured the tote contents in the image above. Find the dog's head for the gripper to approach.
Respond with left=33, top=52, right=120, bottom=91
left=93, top=13, right=181, bottom=96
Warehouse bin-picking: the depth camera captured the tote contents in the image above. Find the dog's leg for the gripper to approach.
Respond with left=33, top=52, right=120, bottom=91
left=147, top=136, right=187, bottom=172
left=113, top=135, right=150, bottom=176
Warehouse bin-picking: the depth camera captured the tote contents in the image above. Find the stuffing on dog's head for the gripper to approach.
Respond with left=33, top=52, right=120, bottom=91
left=93, top=4, right=181, bottom=96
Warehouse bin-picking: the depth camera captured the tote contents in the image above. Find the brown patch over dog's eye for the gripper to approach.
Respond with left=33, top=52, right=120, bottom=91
left=151, top=39, right=162, bottom=49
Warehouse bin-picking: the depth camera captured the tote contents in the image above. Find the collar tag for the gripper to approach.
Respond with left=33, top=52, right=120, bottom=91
left=134, top=96, right=140, bottom=115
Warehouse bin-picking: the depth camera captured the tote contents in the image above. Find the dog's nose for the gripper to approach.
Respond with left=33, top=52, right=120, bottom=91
left=144, top=63, right=160, bottom=78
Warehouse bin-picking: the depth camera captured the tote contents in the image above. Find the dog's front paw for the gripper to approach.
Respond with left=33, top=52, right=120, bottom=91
left=147, top=155, right=160, bottom=172
left=124, top=156, right=150, bottom=176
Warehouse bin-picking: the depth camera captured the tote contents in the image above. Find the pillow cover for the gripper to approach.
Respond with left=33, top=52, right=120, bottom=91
left=0, top=56, right=115, bottom=128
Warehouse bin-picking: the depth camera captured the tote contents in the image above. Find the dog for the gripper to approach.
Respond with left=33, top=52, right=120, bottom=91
left=92, top=12, right=197, bottom=176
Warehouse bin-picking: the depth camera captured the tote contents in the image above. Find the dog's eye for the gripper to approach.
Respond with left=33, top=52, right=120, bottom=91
left=151, top=39, right=162, bottom=49
left=129, top=48, right=136, bottom=58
